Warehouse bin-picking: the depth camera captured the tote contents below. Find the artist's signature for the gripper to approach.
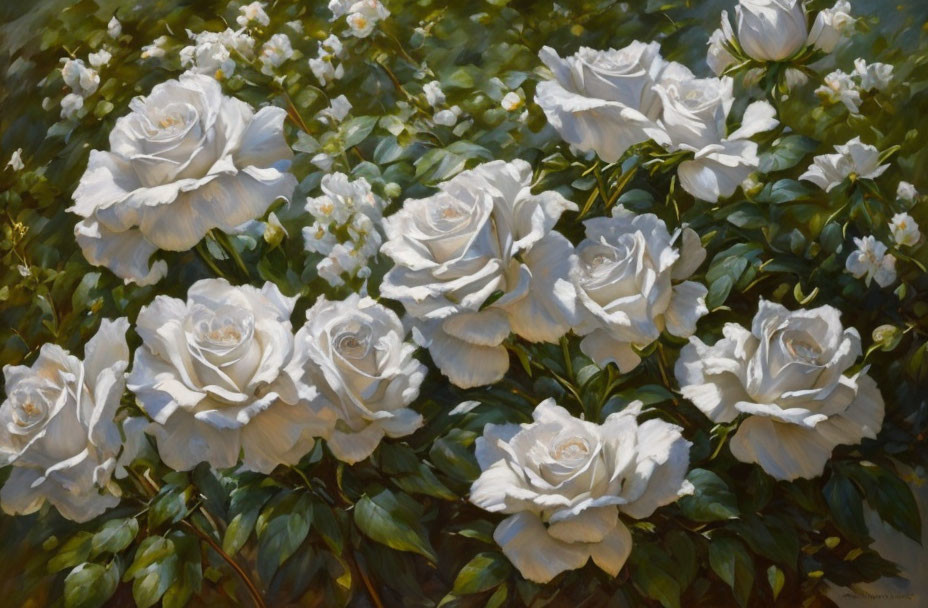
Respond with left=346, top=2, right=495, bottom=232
left=841, top=592, right=918, bottom=601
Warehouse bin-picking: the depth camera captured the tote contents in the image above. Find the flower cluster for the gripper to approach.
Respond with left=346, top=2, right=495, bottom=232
left=179, top=28, right=255, bottom=79
left=328, top=0, right=390, bottom=39
left=302, top=173, right=385, bottom=287
left=816, top=59, right=893, bottom=113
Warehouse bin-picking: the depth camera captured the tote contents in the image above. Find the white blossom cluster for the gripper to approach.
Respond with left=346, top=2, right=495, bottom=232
left=309, top=34, right=345, bottom=86
left=179, top=28, right=255, bottom=79
left=420, top=80, right=463, bottom=127
left=59, top=51, right=106, bottom=119
left=302, top=173, right=385, bottom=287
left=328, top=0, right=390, bottom=39
left=816, top=59, right=893, bottom=113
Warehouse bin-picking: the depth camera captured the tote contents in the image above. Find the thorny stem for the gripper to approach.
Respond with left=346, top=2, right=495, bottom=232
left=182, top=520, right=268, bottom=608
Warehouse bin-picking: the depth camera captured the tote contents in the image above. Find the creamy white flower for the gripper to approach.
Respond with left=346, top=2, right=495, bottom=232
left=815, top=69, right=862, bottom=113
left=237, top=1, right=270, bottom=28
left=309, top=57, right=342, bottom=86
left=897, top=181, right=918, bottom=203
left=127, top=279, right=329, bottom=473
left=423, top=81, right=445, bottom=107
left=501, top=91, right=523, bottom=111
left=346, top=0, right=390, bottom=38
left=319, top=94, right=353, bottom=125
left=0, top=319, right=143, bottom=522
left=285, top=295, right=426, bottom=464
left=676, top=300, right=884, bottom=480
left=889, top=213, right=920, bottom=247
left=107, top=17, right=121, bottom=39
left=6, top=148, right=24, bottom=172
left=735, top=0, right=808, bottom=62
left=535, top=42, right=673, bottom=163
left=470, top=399, right=692, bottom=583
left=180, top=29, right=254, bottom=78
left=60, top=93, right=83, bottom=119
left=655, top=72, right=779, bottom=201
left=68, top=72, right=296, bottom=286
left=571, top=209, right=708, bottom=372
left=88, top=49, right=112, bottom=68
left=328, top=0, right=354, bottom=19
left=259, top=33, right=294, bottom=75
left=140, top=35, right=169, bottom=59
left=380, top=160, right=578, bottom=388
left=799, top=137, right=889, bottom=193
left=286, top=20, right=304, bottom=33
left=854, top=58, right=893, bottom=92
left=433, top=106, right=460, bottom=127
left=807, top=0, right=853, bottom=53
left=846, top=236, right=897, bottom=287
left=707, top=20, right=737, bottom=76
left=61, top=58, right=99, bottom=97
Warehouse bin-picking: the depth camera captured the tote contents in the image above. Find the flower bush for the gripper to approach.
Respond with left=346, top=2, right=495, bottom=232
left=0, top=0, right=926, bottom=607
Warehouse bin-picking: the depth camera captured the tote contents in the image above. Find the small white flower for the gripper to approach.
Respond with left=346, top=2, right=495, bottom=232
left=676, top=299, right=884, bottom=480
left=897, top=181, right=918, bottom=203
left=259, top=33, right=294, bottom=75
left=320, top=94, right=352, bottom=123
left=107, top=16, right=121, bottom=39
left=6, top=149, right=24, bottom=172
left=88, top=49, right=112, bottom=68
left=60, top=93, right=83, bottom=119
left=807, top=0, right=853, bottom=53
left=706, top=20, right=736, bottom=76
left=140, top=35, right=169, bottom=59
left=180, top=29, right=254, bottom=78
left=815, top=69, right=862, bottom=113
left=60, top=58, right=99, bottom=96
left=501, top=91, right=523, bottom=111
left=846, top=236, right=897, bottom=287
left=422, top=80, right=445, bottom=107
left=237, top=1, right=270, bottom=28
left=799, top=137, right=889, bottom=192
left=328, top=0, right=354, bottom=19
left=345, top=0, right=390, bottom=38
left=469, top=399, right=692, bottom=583
left=286, top=20, right=304, bottom=33
left=433, top=105, right=460, bottom=126
left=854, top=58, right=893, bottom=92
left=311, top=152, right=336, bottom=171
left=890, top=213, right=920, bottom=247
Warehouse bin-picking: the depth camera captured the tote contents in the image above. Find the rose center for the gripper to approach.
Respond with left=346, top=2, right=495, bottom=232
left=334, top=325, right=373, bottom=360
left=784, top=336, right=823, bottom=364
left=553, top=437, right=590, bottom=462
left=190, top=304, right=255, bottom=349
left=10, top=386, right=49, bottom=429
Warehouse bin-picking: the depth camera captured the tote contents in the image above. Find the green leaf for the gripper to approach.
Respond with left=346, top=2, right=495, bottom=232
left=429, top=429, right=480, bottom=482
left=64, top=562, right=119, bottom=608
left=124, top=536, right=175, bottom=580
left=727, top=515, right=798, bottom=569
left=631, top=543, right=682, bottom=608
left=767, top=565, right=785, bottom=601
left=452, top=552, right=510, bottom=595
left=394, top=463, right=458, bottom=501
left=257, top=497, right=312, bottom=583
left=353, top=489, right=437, bottom=562
left=754, top=179, right=813, bottom=205
left=823, top=472, right=870, bottom=545
left=49, top=532, right=94, bottom=573
left=847, top=463, right=922, bottom=543
left=341, top=116, right=378, bottom=148
left=148, top=485, right=189, bottom=529
left=313, top=501, right=345, bottom=554
left=759, top=135, right=818, bottom=173
left=125, top=536, right=178, bottom=608
left=223, top=485, right=274, bottom=556
left=679, top=469, right=739, bottom=522
left=91, top=517, right=139, bottom=557
left=708, top=536, right=754, bottom=608
left=162, top=531, right=203, bottom=608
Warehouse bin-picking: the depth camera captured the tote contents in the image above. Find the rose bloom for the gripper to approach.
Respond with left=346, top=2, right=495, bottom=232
left=0, top=319, right=144, bottom=522
left=534, top=41, right=675, bottom=163
left=571, top=207, right=708, bottom=372
left=675, top=300, right=884, bottom=480
left=470, top=399, right=692, bottom=583
left=380, top=160, right=577, bottom=389
left=799, top=137, right=889, bottom=193
left=285, top=295, right=426, bottom=464
left=68, top=72, right=296, bottom=285
left=734, top=0, right=808, bottom=61
left=127, top=279, right=330, bottom=473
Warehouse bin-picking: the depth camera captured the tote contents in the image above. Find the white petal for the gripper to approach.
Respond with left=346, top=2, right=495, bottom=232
left=588, top=519, right=633, bottom=576
left=493, top=512, right=591, bottom=584
left=663, top=281, right=708, bottom=338
left=147, top=412, right=241, bottom=471
left=74, top=219, right=167, bottom=286
left=426, top=328, right=510, bottom=389
left=727, top=101, right=779, bottom=141
left=580, top=330, right=642, bottom=372
left=729, top=417, right=834, bottom=481
left=326, top=423, right=385, bottom=465
left=547, top=505, right=618, bottom=544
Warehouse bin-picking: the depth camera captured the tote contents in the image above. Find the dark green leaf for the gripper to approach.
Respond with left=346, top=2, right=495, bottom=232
left=64, top=562, right=119, bottom=608
left=679, top=469, right=739, bottom=522
left=353, top=489, right=437, bottom=562
left=91, top=517, right=139, bottom=557
left=708, top=536, right=754, bottom=608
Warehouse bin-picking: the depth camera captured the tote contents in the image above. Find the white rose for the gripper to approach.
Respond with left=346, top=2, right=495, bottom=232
left=735, top=0, right=808, bottom=61
left=0, top=319, right=143, bottom=522
left=68, top=72, right=297, bottom=286
left=572, top=209, right=708, bottom=372
left=535, top=42, right=675, bottom=163
left=127, top=279, right=330, bottom=473
left=655, top=73, right=779, bottom=201
left=61, top=58, right=99, bottom=96
left=380, top=160, right=578, bottom=389
left=846, top=236, right=897, bottom=287
left=675, top=300, right=885, bottom=480
left=807, top=0, right=853, bottom=53
left=285, top=295, right=426, bottom=464
left=799, top=137, right=889, bottom=193
left=707, top=17, right=737, bottom=77
left=470, top=399, right=693, bottom=583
